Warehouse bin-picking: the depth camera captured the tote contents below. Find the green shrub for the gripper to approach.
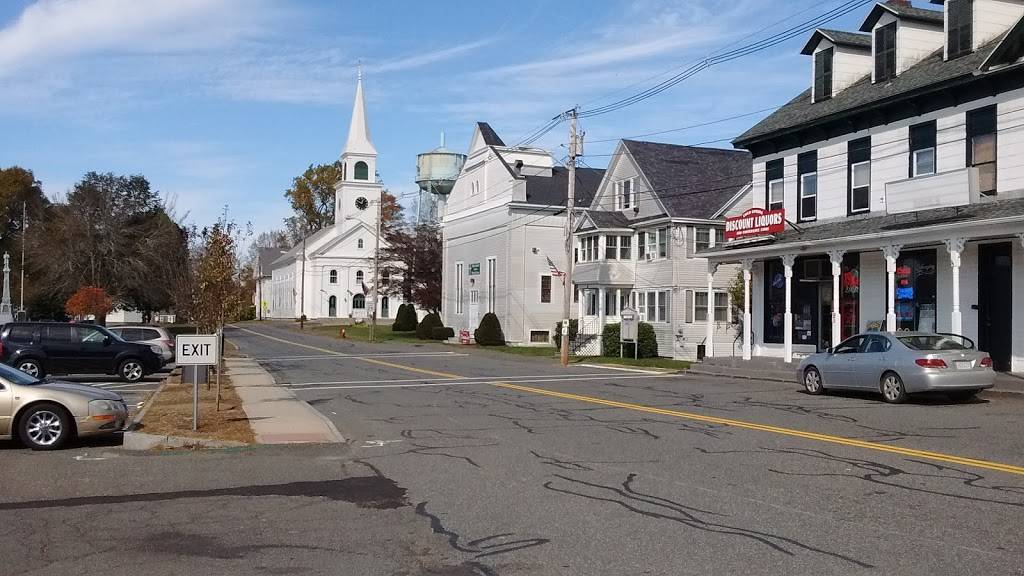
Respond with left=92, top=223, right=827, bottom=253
left=416, top=312, right=443, bottom=340
left=432, top=326, right=455, bottom=340
left=474, top=312, right=505, bottom=346
left=601, top=322, right=659, bottom=358
left=551, top=318, right=578, bottom=350
left=392, top=303, right=418, bottom=332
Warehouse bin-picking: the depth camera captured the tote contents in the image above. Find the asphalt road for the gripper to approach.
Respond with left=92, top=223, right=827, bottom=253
left=2, top=322, right=1022, bottom=575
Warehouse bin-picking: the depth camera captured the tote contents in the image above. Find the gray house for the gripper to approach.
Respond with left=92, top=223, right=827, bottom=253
left=573, top=140, right=753, bottom=360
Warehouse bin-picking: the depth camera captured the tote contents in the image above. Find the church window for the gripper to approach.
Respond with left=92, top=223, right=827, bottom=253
left=356, top=270, right=364, bottom=285
left=328, top=296, right=337, bottom=317
left=329, top=269, right=338, bottom=284
left=353, top=294, right=366, bottom=309
left=354, top=161, right=369, bottom=180
left=358, top=238, right=364, bottom=249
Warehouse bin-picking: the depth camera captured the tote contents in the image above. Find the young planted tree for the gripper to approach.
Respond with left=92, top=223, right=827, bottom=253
left=381, top=223, right=442, bottom=313
left=65, top=286, right=114, bottom=324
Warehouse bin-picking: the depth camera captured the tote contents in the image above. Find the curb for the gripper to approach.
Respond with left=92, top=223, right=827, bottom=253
left=127, top=367, right=181, bottom=431
left=121, top=431, right=248, bottom=450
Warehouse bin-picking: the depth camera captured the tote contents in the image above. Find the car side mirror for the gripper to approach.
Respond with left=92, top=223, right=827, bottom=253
left=104, top=336, right=112, bottom=346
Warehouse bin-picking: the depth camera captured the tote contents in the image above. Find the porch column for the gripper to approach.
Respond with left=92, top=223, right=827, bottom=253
left=741, top=258, right=753, bottom=360
left=828, top=250, right=845, bottom=347
left=577, top=287, right=584, bottom=323
left=882, top=245, right=903, bottom=333
left=598, top=286, right=607, bottom=331
left=782, top=254, right=796, bottom=363
left=944, top=237, right=966, bottom=335
left=615, top=288, right=622, bottom=318
left=706, top=261, right=718, bottom=358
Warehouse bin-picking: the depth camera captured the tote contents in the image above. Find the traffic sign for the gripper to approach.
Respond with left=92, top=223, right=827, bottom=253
left=176, top=334, right=220, bottom=365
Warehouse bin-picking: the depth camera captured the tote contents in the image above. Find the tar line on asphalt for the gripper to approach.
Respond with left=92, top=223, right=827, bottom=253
left=231, top=325, right=1024, bottom=477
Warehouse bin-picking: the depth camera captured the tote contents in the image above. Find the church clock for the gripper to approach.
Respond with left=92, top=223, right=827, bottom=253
left=355, top=197, right=369, bottom=211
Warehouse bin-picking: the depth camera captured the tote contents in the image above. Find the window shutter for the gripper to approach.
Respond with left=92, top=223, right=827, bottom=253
left=684, top=290, right=693, bottom=323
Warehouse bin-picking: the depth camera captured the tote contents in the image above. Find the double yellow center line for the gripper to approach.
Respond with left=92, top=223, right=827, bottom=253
left=233, top=325, right=1024, bottom=477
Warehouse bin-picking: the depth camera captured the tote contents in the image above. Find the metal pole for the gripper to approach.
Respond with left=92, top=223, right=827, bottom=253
left=257, top=262, right=263, bottom=321
left=215, top=328, right=222, bottom=412
left=299, top=234, right=306, bottom=330
left=560, top=108, right=579, bottom=367
left=370, top=198, right=382, bottom=342
left=192, top=367, right=199, bottom=431
left=19, top=201, right=25, bottom=316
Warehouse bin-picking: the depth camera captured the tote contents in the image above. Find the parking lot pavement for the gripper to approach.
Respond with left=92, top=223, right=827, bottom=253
left=58, top=366, right=173, bottom=419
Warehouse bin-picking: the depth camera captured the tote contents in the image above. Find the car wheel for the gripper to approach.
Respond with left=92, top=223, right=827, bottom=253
left=119, top=358, right=145, bottom=383
left=20, top=403, right=72, bottom=450
left=803, top=367, right=825, bottom=395
left=880, top=372, right=907, bottom=404
left=16, top=358, right=45, bottom=379
left=947, top=390, right=979, bottom=402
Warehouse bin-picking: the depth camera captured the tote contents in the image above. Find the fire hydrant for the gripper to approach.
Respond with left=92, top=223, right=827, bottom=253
left=339, top=327, right=346, bottom=339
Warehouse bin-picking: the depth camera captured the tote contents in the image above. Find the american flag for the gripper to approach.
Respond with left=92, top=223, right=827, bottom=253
left=546, top=256, right=564, bottom=277
left=361, top=280, right=373, bottom=296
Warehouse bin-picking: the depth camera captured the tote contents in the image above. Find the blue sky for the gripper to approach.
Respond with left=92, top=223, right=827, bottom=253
left=0, top=0, right=869, bottom=239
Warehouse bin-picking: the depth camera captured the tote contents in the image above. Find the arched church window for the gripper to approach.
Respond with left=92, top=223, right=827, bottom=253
left=328, top=296, right=337, bottom=317
left=356, top=270, right=364, bottom=284
left=329, top=269, right=338, bottom=284
left=354, top=161, right=369, bottom=180
left=353, top=294, right=366, bottom=309
left=358, top=238, right=364, bottom=249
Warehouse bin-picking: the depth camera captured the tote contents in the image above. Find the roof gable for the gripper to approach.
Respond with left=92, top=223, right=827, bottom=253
left=860, top=1, right=943, bottom=32
left=522, top=166, right=605, bottom=207
left=801, top=28, right=872, bottom=55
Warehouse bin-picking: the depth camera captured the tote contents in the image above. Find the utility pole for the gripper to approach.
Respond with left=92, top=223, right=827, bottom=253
left=560, top=107, right=580, bottom=367
left=299, top=233, right=306, bottom=330
left=257, top=260, right=263, bottom=321
left=370, top=198, right=382, bottom=342
left=19, top=201, right=25, bottom=318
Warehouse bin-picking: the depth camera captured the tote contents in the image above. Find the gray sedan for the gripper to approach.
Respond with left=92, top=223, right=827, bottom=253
left=797, top=332, right=995, bottom=403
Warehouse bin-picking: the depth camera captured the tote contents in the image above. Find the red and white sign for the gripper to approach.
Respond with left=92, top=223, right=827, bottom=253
left=725, top=208, right=785, bottom=241
left=459, top=330, right=471, bottom=344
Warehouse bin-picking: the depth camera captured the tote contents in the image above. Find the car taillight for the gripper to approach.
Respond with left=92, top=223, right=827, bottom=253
left=915, top=358, right=948, bottom=369
left=980, top=357, right=993, bottom=368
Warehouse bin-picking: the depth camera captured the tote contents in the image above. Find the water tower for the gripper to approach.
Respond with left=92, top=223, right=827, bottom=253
left=415, top=133, right=466, bottom=223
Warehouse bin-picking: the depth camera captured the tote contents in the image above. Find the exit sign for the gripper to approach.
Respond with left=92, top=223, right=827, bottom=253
left=176, top=334, right=220, bottom=365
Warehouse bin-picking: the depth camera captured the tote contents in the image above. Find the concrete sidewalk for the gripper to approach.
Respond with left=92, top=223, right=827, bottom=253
left=226, top=357, right=345, bottom=444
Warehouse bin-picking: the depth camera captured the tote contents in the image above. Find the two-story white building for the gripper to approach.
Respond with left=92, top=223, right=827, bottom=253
left=441, top=122, right=604, bottom=345
left=704, top=0, right=1024, bottom=373
left=573, top=140, right=752, bottom=360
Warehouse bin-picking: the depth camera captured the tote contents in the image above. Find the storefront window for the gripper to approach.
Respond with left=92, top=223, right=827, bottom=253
left=764, top=259, right=785, bottom=344
left=840, top=253, right=860, bottom=340
left=887, top=250, right=937, bottom=332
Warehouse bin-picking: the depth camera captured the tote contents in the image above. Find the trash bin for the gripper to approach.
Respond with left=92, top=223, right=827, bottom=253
left=696, top=344, right=706, bottom=361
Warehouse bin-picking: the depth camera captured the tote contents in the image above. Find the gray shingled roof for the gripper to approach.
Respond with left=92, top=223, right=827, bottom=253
left=477, top=122, right=505, bottom=146
left=257, top=247, right=286, bottom=274
left=734, top=37, right=1000, bottom=146
left=579, top=210, right=632, bottom=231
left=623, top=140, right=751, bottom=220
left=860, top=1, right=943, bottom=32
left=523, top=166, right=605, bottom=207
left=801, top=29, right=871, bottom=55
left=272, top=225, right=333, bottom=266
left=701, top=198, right=1024, bottom=255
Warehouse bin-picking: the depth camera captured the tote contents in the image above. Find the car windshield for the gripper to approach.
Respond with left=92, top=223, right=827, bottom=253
left=0, top=361, right=42, bottom=385
left=898, top=335, right=970, bottom=351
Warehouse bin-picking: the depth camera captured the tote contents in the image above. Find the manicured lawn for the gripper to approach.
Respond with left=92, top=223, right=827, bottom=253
left=305, top=323, right=422, bottom=343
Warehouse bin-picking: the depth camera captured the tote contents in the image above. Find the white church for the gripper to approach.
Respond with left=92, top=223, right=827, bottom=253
left=264, top=73, right=404, bottom=321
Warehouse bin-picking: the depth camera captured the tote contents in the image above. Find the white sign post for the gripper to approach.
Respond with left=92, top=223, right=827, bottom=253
left=620, top=307, right=639, bottom=360
left=176, top=335, right=220, bottom=430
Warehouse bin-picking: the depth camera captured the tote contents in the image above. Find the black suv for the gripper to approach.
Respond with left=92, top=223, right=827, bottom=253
left=0, top=322, right=163, bottom=383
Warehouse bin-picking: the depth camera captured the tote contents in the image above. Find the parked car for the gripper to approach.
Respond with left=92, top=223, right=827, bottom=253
left=108, top=325, right=175, bottom=363
left=798, top=332, right=995, bottom=403
left=0, top=361, right=128, bottom=450
left=0, top=322, right=164, bottom=383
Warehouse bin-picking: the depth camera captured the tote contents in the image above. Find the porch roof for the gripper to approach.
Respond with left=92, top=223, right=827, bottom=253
left=700, top=197, right=1024, bottom=259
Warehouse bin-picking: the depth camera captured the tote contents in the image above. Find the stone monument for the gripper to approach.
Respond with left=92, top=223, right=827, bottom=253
left=0, top=252, right=13, bottom=324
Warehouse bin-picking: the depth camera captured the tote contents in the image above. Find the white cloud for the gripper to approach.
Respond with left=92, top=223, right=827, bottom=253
left=0, top=0, right=276, bottom=77
left=373, top=39, right=493, bottom=73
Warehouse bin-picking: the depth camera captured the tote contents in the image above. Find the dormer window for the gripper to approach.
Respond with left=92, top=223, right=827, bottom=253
left=874, top=22, right=897, bottom=82
left=948, top=0, right=973, bottom=59
left=813, top=47, right=833, bottom=102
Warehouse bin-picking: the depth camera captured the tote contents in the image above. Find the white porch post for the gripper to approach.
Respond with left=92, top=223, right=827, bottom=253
left=944, top=238, right=966, bottom=335
left=782, top=255, right=796, bottom=363
left=598, top=286, right=607, bottom=331
left=882, top=245, right=903, bottom=333
left=741, top=258, right=753, bottom=360
left=615, top=288, right=622, bottom=318
left=828, top=250, right=845, bottom=347
left=706, top=261, right=718, bottom=358
left=577, top=288, right=584, bottom=323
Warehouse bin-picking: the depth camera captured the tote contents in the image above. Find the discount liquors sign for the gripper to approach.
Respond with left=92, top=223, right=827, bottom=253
left=725, top=208, right=785, bottom=241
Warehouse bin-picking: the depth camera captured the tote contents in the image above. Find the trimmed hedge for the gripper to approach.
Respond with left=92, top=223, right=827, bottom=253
left=416, top=312, right=443, bottom=340
left=551, top=318, right=578, bottom=350
left=392, top=303, right=418, bottom=332
left=600, top=322, right=658, bottom=358
left=474, top=312, right=505, bottom=346
left=432, top=326, right=455, bottom=340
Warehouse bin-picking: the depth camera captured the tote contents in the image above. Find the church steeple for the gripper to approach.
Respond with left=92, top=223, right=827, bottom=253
left=343, top=67, right=377, bottom=157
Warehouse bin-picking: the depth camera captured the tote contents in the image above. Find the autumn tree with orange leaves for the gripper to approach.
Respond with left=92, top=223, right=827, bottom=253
left=65, top=286, right=114, bottom=325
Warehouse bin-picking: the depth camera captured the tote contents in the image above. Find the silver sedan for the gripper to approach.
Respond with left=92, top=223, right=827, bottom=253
left=797, top=332, right=995, bottom=403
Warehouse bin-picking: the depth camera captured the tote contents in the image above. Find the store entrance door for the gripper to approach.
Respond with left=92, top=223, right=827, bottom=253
left=978, top=243, right=1013, bottom=371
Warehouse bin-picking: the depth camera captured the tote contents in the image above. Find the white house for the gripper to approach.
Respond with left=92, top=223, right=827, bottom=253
left=266, top=73, right=405, bottom=322
left=573, top=140, right=753, bottom=360
left=441, top=122, right=604, bottom=345
left=704, top=0, right=1024, bottom=373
